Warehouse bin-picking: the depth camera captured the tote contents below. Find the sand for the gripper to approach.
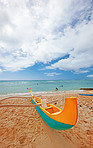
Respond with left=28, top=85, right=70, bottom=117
left=0, top=91, right=93, bottom=148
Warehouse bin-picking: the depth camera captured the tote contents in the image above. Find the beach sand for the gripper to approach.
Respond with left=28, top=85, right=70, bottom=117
left=0, top=91, right=93, bottom=148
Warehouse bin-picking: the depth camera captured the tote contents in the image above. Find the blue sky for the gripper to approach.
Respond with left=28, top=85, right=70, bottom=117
left=0, top=0, right=93, bottom=80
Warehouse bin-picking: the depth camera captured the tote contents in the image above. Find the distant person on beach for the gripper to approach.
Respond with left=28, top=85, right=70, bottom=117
left=55, top=88, right=58, bottom=91
left=27, top=88, right=31, bottom=90
left=60, top=85, right=63, bottom=87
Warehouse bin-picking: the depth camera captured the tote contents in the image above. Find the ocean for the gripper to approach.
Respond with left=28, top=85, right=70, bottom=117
left=0, top=80, right=93, bottom=95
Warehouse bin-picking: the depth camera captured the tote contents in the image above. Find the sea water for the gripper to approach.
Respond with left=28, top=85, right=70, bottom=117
left=0, top=80, right=93, bottom=94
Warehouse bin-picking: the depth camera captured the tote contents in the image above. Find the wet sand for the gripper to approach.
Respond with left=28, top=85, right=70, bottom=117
left=0, top=91, right=93, bottom=148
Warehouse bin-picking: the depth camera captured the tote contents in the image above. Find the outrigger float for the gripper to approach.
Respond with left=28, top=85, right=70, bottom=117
left=30, top=91, right=78, bottom=130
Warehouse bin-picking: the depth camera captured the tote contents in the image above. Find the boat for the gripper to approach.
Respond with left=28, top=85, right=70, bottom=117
left=79, top=94, right=93, bottom=96
left=31, top=92, right=78, bottom=130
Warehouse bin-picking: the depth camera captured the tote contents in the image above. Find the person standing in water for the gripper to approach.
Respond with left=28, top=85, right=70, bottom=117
left=55, top=87, right=58, bottom=91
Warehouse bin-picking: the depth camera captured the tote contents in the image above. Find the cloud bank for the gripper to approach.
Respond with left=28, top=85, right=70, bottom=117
left=44, top=72, right=61, bottom=77
left=87, top=74, right=93, bottom=78
left=0, top=0, right=93, bottom=72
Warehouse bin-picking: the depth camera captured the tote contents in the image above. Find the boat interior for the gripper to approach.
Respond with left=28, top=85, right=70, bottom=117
left=33, top=97, right=61, bottom=114
left=45, top=105, right=61, bottom=114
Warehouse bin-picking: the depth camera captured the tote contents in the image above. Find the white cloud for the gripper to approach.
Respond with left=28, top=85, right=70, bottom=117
left=0, top=0, right=93, bottom=72
left=87, top=75, right=93, bottom=78
left=44, top=72, right=61, bottom=77
left=72, top=70, right=89, bottom=74
left=46, top=21, right=93, bottom=72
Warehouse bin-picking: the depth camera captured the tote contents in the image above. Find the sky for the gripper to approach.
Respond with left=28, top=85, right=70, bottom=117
left=0, top=0, right=93, bottom=80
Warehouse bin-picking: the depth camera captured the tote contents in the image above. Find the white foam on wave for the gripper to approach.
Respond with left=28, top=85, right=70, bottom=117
left=0, top=90, right=84, bottom=99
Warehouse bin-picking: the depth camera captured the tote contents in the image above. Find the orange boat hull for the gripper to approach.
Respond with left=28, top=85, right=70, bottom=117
left=31, top=96, right=78, bottom=130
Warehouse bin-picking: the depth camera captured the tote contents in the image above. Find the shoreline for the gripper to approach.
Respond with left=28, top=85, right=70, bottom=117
left=0, top=89, right=84, bottom=97
left=1, top=89, right=93, bottom=101
left=0, top=90, right=84, bottom=101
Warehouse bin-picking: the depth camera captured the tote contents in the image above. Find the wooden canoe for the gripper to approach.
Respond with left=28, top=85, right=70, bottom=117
left=79, top=94, right=93, bottom=96
left=31, top=96, right=78, bottom=130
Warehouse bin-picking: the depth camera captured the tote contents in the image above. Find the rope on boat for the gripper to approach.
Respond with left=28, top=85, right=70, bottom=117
left=0, top=99, right=58, bottom=107
left=47, top=99, right=58, bottom=104
left=0, top=95, right=42, bottom=101
left=0, top=104, right=41, bottom=107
